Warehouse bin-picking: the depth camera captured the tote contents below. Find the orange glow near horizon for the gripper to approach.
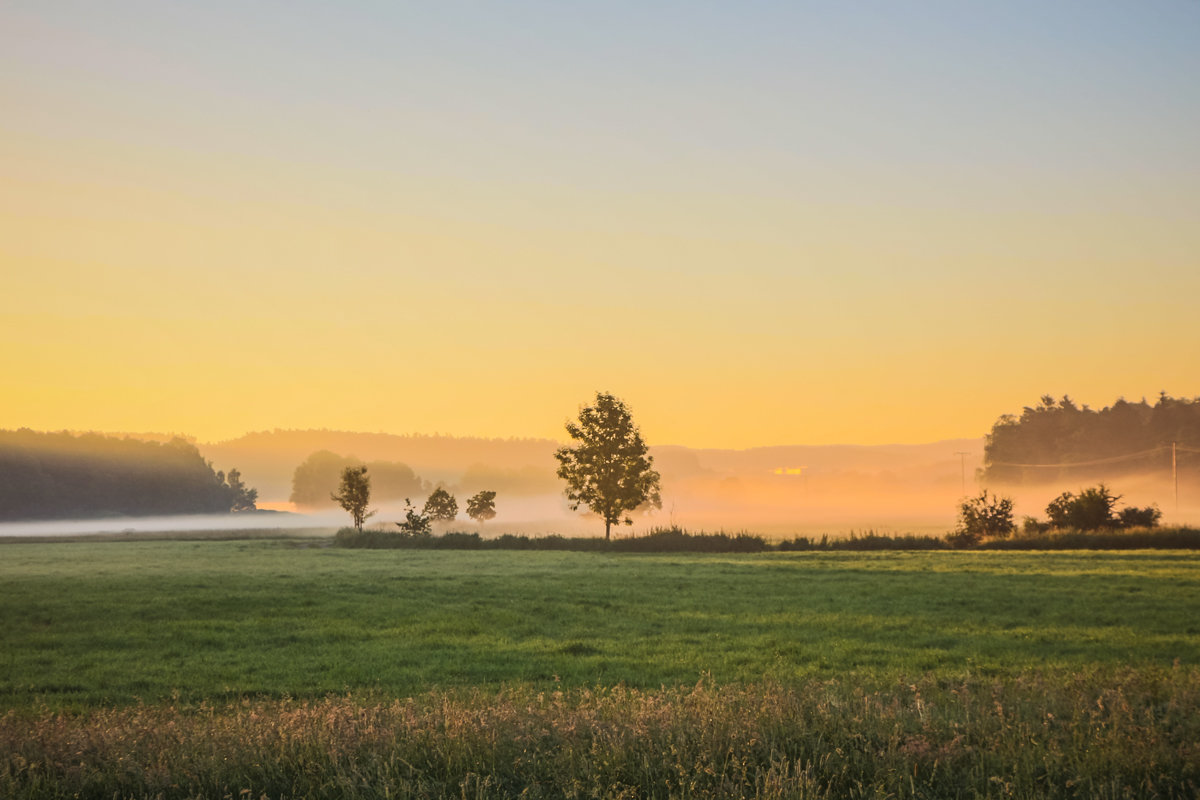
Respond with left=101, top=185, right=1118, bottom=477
left=2, top=4, right=1197, bottom=449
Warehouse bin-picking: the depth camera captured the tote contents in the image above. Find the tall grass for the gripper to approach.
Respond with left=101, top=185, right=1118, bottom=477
left=984, top=526, right=1200, bottom=550
left=334, top=524, right=1200, bottom=551
left=334, top=526, right=772, bottom=552
left=4, top=670, right=1198, bottom=799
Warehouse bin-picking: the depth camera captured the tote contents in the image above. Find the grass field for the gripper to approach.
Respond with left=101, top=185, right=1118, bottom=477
left=3, top=539, right=1199, bottom=708
left=2, top=538, right=1199, bottom=797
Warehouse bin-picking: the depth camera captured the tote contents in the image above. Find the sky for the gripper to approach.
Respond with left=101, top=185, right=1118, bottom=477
left=2, top=1, right=1198, bottom=448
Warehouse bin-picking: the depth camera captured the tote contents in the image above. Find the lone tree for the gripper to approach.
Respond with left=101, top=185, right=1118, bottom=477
left=466, top=490, right=497, bottom=524
left=331, top=465, right=375, bottom=531
left=423, top=487, right=458, bottom=523
left=555, top=391, right=661, bottom=540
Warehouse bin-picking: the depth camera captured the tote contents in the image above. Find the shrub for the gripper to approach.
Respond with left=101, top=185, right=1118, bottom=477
left=953, top=490, right=1015, bottom=545
left=1022, top=516, right=1051, bottom=535
left=1046, top=484, right=1121, bottom=531
left=396, top=498, right=432, bottom=535
left=1118, top=505, right=1163, bottom=529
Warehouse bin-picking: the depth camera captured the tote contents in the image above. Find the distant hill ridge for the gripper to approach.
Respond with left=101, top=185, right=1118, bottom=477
left=194, top=429, right=983, bottom=503
left=7, top=428, right=986, bottom=510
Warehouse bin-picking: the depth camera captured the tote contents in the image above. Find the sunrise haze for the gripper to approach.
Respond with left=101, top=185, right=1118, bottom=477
left=3, top=2, right=1197, bottom=448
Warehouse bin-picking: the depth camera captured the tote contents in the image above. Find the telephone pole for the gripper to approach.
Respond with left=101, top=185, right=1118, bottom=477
left=954, top=451, right=970, bottom=496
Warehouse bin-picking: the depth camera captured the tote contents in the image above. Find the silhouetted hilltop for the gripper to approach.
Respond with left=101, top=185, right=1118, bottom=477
left=194, top=429, right=983, bottom=515
left=200, top=430, right=560, bottom=500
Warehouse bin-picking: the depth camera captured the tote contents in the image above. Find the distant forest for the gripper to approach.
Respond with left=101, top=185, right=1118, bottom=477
left=0, top=430, right=256, bottom=521
left=289, top=450, right=429, bottom=508
left=982, top=394, right=1200, bottom=484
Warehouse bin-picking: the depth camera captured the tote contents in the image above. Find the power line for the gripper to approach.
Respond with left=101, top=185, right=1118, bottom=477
left=987, top=446, right=1169, bottom=469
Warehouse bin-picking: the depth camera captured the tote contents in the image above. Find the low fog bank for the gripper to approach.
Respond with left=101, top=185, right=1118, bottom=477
left=0, top=511, right=335, bottom=538
left=348, top=440, right=988, bottom=537
left=13, top=438, right=1194, bottom=540
left=5, top=474, right=1194, bottom=540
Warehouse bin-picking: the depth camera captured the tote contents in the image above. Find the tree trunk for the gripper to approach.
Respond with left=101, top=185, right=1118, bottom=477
left=605, top=518, right=611, bottom=541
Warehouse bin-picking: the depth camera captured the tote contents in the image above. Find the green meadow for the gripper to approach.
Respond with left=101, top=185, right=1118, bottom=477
left=3, top=538, right=1199, bottom=798
left=2, top=539, right=1198, bottom=707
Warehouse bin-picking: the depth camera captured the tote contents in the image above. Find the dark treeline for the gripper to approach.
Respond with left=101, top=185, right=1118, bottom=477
left=0, top=429, right=256, bottom=520
left=982, top=393, right=1200, bottom=484
left=333, top=525, right=1200, bottom=552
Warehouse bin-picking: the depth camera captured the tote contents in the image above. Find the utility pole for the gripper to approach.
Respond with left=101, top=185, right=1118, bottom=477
left=954, top=451, right=970, bottom=496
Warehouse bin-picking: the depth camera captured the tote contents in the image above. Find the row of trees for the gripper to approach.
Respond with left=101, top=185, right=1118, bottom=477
left=952, top=484, right=1161, bottom=545
left=982, top=393, right=1200, bottom=483
left=332, top=392, right=663, bottom=539
left=330, top=466, right=499, bottom=532
left=0, top=429, right=256, bottom=519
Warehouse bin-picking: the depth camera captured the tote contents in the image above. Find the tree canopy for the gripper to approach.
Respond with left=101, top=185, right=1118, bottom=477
left=466, top=490, right=497, bottom=523
left=554, top=392, right=661, bottom=540
left=982, top=394, right=1200, bottom=484
left=423, top=488, right=458, bottom=523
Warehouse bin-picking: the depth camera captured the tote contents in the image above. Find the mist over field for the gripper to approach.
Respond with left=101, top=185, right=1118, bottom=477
left=201, top=433, right=994, bottom=536
left=0, top=512, right=330, bottom=538
left=4, top=424, right=1198, bottom=538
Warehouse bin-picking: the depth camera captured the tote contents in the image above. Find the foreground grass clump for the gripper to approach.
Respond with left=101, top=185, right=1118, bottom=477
left=4, top=671, right=1198, bottom=799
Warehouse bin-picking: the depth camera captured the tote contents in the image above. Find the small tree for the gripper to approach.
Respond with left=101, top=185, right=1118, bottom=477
left=423, top=487, right=458, bottom=523
left=224, top=467, right=258, bottom=512
left=951, top=489, right=1015, bottom=546
left=554, top=391, right=662, bottom=540
left=396, top=498, right=431, bottom=535
left=331, top=465, right=375, bottom=531
left=466, top=490, right=497, bottom=524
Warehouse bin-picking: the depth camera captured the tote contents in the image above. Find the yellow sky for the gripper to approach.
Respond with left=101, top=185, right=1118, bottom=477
left=2, top=3, right=1198, bottom=448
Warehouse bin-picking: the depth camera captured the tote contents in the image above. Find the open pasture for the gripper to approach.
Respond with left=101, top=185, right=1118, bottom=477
left=2, top=539, right=1198, bottom=708
left=4, top=539, right=1200, bottom=798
